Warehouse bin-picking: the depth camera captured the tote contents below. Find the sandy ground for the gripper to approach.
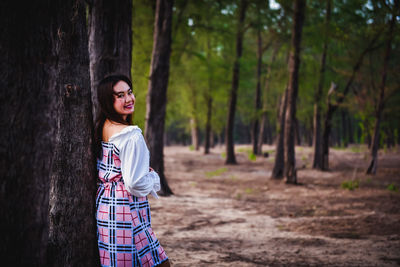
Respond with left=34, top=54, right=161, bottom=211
left=149, top=145, right=400, bottom=266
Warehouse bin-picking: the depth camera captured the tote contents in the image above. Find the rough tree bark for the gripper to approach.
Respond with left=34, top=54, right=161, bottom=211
left=312, top=0, right=331, bottom=169
left=145, top=0, right=174, bottom=195
left=257, top=44, right=280, bottom=155
left=46, top=1, right=98, bottom=266
left=1, top=2, right=53, bottom=264
left=283, top=0, right=306, bottom=184
left=0, top=0, right=98, bottom=266
left=88, top=0, right=132, bottom=119
left=367, top=4, right=397, bottom=174
left=225, top=0, right=248, bottom=164
left=271, top=88, right=288, bottom=179
left=321, top=31, right=381, bottom=170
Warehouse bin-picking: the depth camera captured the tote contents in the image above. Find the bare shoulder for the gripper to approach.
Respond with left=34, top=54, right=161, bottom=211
left=103, top=121, right=130, bottom=142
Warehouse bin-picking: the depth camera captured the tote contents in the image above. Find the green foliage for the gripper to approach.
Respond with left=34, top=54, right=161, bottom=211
left=132, top=0, right=400, bottom=151
left=244, top=187, right=254, bottom=194
left=131, top=0, right=154, bottom=129
left=205, top=167, right=228, bottom=178
left=387, top=183, right=399, bottom=192
left=248, top=152, right=256, bottom=161
left=237, top=147, right=256, bottom=161
left=341, top=180, right=359, bottom=191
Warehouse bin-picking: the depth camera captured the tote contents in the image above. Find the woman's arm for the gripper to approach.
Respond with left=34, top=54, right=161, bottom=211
left=119, top=131, right=161, bottom=198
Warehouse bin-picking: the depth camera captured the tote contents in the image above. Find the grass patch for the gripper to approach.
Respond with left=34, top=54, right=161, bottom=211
left=221, top=152, right=226, bottom=159
left=387, top=183, right=399, bottom=192
left=205, top=167, right=228, bottom=178
left=248, top=152, right=256, bottom=161
left=230, top=175, right=238, bottom=181
left=332, top=146, right=347, bottom=150
left=341, top=180, right=359, bottom=190
left=349, top=145, right=366, bottom=153
left=189, top=145, right=194, bottom=151
left=244, top=188, right=254, bottom=194
left=236, top=147, right=257, bottom=161
left=236, top=147, right=248, bottom=153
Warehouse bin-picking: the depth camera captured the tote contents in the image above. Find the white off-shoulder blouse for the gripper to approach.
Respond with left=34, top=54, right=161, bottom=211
left=107, top=125, right=161, bottom=198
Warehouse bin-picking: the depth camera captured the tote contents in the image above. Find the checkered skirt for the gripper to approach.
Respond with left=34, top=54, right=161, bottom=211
left=96, top=142, right=168, bottom=267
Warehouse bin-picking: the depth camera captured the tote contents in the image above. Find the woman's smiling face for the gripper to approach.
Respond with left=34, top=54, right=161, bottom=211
left=113, top=80, right=135, bottom=119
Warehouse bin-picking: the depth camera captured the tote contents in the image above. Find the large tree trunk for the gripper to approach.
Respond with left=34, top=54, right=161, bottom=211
left=88, top=0, right=132, bottom=120
left=312, top=0, right=331, bottom=169
left=271, top=89, right=288, bottom=179
left=225, top=0, right=248, bottom=164
left=252, top=27, right=262, bottom=155
left=145, top=0, right=174, bottom=195
left=47, top=1, right=98, bottom=265
left=367, top=4, right=396, bottom=174
left=1, top=2, right=52, bottom=264
left=0, top=0, right=98, bottom=265
left=257, top=44, right=280, bottom=155
left=283, top=0, right=306, bottom=184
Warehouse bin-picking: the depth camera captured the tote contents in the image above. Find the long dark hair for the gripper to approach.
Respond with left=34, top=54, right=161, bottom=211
left=94, top=74, right=133, bottom=158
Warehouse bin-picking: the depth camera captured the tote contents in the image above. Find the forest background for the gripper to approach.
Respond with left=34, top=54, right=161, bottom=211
left=1, top=0, right=399, bottom=266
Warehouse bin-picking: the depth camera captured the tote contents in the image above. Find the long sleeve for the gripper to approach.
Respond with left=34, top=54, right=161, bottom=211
left=118, top=130, right=161, bottom=198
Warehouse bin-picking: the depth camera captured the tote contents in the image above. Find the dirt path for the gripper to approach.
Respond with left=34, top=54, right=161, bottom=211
left=149, top=145, right=400, bottom=266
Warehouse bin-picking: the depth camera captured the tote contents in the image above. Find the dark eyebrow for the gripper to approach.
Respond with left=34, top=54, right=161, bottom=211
left=113, top=88, right=132, bottom=94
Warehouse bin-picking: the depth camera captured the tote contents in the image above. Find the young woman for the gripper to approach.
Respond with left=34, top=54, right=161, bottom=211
left=95, top=75, right=170, bottom=267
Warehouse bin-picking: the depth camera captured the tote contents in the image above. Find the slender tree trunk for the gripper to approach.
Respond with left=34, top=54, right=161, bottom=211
left=348, top=115, right=354, bottom=144
left=252, top=27, right=262, bottom=155
left=312, top=0, right=331, bottom=169
left=266, top=119, right=273, bottom=145
left=88, top=0, right=132, bottom=120
left=341, top=110, right=348, bottom=147
left=321, top=30, right=380, bottom=170
left=283, top=0, right=306, bottom=184
left=294, top=117, right=301, bottom=146
left=1, top=0, right=98, bottom=265
left=367, top=5, right=396, bottom=174
left=258, top=117, right=266, bottom=154
left=204, top=35, right=213, bottom=154
left=204, top=95, right=213, bottom=153
left=225, top=0, right=248, bottom=164
left=145, top=0, right=174, bottom=195
left=271, top=89, right=288, bottom=179
left=322, top=82, right=337, bottom=170
left=190, top=117, right=199, bottom=150
left=258, top=45, right=279, bottom=154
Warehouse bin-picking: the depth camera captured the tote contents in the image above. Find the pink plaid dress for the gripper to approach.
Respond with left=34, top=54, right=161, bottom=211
left=96, top=128, right=168, bottom=267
